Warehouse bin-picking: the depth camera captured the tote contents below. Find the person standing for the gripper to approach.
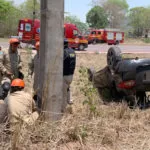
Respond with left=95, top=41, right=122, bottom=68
left=28, top=41, right=41, bottom=108
left=63, top=39, right=76, bottom=108
left=0, top=38, right=23, bottom=84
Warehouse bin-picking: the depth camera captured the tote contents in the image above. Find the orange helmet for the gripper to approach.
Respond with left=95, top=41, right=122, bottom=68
left=9, top=38, right=20, bottom=44
left=11, top=79, right=25, bottom=88
left=35, top=41, right=40, bottom=50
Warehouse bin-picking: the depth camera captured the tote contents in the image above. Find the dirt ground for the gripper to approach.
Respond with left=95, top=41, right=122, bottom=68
left=1, top=50, right=150, bottom=150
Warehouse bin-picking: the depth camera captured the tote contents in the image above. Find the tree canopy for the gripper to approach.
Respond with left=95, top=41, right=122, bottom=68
left=90, top=0, right=129, bottom=28
left=0, top=0, right=40, bottom=37
left=128, top=7, right=150, bottom=37
left=65, top=15, right=88, bottom=33
left=86, top=6, right=108, bottom=28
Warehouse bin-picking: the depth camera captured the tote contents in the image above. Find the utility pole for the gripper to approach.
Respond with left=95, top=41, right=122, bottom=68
left=40, top=0, right=64, bottom=121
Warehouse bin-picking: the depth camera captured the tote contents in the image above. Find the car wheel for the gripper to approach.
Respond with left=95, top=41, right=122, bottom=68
left=107, top=47, right=122, bottom=71
left=114, top=41, right=119, bottom=45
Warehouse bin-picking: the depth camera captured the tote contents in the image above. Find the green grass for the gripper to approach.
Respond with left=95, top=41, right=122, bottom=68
left=142, top=38, right=150, bottom=43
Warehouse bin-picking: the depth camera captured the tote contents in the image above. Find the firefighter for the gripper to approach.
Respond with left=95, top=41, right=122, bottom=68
left=0, top=38, right=23, bottom=84
left=28, top=41, right=41, bottom=108
left=63, top=39, right=76, bottom=109
left=28, top=41, right=40, bottom=91
left=8, top=79, right=39, bottom=126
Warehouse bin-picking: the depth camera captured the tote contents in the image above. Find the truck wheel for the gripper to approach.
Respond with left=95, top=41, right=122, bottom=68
left=107, top=47, right=122, bottom=70
left=78, top=44, right=85, bottom=51
left=114, top=41, right=119, bottom=45
left=92, top=39, right=97, bottom=45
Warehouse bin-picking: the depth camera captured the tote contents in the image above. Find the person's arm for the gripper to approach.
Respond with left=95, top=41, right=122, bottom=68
left=22, top=111, right=39, bottom=125
left=0, top=51, right=11, bottom=75
left=18, top=52, right=22, bottom=70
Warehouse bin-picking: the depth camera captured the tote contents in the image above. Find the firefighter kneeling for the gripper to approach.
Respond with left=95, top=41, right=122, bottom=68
left=8, top=79, right=39, bottom=126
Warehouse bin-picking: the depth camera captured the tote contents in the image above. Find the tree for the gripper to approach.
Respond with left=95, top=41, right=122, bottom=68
left=19, top=0, right=40, bottom=19
left=103, top=0, right=128, bottom=28
left=0, top=0, right=22, bottom=36
left=128, top=7, right=150, bottom=37
left=141, top=7, right=150, bottom=38
left=91, top=0, right=129, bottom=28
left=65, top=15, right=88, bottom=32
left=86, top=6, right=108, bottom=28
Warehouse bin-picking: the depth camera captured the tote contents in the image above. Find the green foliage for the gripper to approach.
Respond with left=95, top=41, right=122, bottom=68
left=103, top=0, right=129, bottom=28
left=19, top=0, right=40, bottom=19
left=86, top=6, right=108, bottom=28
left=128, top=7, right=150, bottom=37
left=0, top=0, right=40, bottom=37
left=142, top=38, right=150, bottom=43
left=107, top=0, right=128, bottom=10
left=78, top=66, right=98, bottom=118
left=65, top=15, right=88, bottom=32
left=91, top=0, right=129, bottom=28
left=0, top=0, right=13, bottom=21
left=0, top=0, right=23, bottom=36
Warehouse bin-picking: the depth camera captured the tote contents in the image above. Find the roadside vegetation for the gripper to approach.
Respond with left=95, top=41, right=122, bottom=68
left=1, top=52, right=150, bottom=149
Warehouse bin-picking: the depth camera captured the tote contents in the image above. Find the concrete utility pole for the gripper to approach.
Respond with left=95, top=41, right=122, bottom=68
left=40, top=0, right=64, bottom=121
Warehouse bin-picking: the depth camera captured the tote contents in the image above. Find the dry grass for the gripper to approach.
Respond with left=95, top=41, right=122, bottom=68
left=1, top=52, right=150, bottom=149
left=124, top=38, right=150, bottom=45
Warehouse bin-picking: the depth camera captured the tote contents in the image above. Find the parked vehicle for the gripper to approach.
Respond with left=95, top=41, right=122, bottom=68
left=85, top=29, right=124, bottom=45
left=18, top=18, right=40, bottom=44
left=64, top=23, right=88, bottom=50
left=17, top=18, right=88, bottom=50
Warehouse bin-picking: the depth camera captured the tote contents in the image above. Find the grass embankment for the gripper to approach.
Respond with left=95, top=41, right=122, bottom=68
left=1, top=52, right=150, bottom=149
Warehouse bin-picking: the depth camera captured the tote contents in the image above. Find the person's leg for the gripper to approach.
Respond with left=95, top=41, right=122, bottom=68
left=64, top=75, right=73, bottom=104
left=62, top=78, right=69, bottom=112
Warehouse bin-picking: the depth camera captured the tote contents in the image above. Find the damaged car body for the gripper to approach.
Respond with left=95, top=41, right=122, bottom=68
left=89, top=47, right=150, bottom=109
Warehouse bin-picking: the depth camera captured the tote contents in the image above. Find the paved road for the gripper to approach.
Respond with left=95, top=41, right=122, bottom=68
left=0, top=42, right=8, bottom=49
left=1, top=40, right=150, bottom=54
left=85, top=44, right=150, bottom=53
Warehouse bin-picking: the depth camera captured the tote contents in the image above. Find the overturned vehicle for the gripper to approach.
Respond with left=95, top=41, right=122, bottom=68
left=88, top=47, right=150, bottom=108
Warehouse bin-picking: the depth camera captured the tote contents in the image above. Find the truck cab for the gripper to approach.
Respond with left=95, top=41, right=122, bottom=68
left=85, top=29, right=104, bottom=44
left=64, top=23, right=88, bottom=50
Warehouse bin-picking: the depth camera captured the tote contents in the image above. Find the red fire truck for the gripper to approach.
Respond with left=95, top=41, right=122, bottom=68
left=17, top=18, right=88, bottom=50
left=85, top=28, right=124, bottom=45
left=64, top=23, right=88, bottom=50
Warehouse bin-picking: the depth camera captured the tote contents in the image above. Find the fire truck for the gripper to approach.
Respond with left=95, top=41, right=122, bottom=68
left=85, top=28, right=124, bottom=45
left=17, top=18, right=88, bottom=50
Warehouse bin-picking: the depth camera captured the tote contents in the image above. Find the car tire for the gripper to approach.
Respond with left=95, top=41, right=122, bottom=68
left=107, top=47, right=122, bottom=70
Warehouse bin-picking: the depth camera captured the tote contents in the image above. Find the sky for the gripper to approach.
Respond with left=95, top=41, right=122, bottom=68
left=14, top=0, right=150, bottom=22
